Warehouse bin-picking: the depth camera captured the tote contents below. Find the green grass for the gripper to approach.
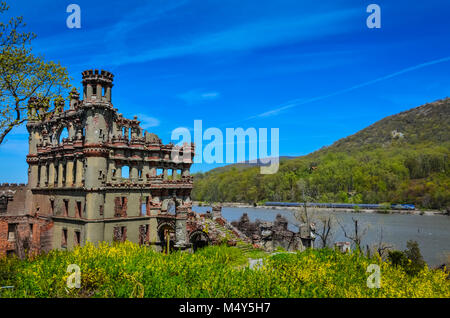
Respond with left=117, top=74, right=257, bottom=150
left=0, top=241, right=449, bottom=298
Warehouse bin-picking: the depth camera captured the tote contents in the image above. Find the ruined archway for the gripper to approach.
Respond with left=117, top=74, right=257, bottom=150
left=157, top=222, right=175, bottom=253
left=189, top=230, right=210, bottom=251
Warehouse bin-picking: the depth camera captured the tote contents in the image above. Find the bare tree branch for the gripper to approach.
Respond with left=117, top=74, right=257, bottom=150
left=337, top=217, right=368, bottom=253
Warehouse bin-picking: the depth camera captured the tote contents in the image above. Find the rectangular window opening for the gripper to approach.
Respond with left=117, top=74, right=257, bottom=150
left=63, top=200, right=69, bottom=216
left=7, top=223, right=16, bottom=241
left=61, top=229, right=68, bottom=248
left=74, top=231, right=81, bottom=246
left=76, top=201, right=82, bottom=218
left=141, top=199, right=147, bottom=216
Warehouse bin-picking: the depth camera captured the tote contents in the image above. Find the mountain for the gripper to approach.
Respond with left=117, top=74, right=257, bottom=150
left=323, top=98, right=449, bottom=152
left=206, top=156, right=297, bottom=174
left=192, top=98, right=450, bottom=209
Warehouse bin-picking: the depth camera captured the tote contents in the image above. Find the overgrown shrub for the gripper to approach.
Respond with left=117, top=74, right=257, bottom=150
left=388, top=240, right=426, bottom=276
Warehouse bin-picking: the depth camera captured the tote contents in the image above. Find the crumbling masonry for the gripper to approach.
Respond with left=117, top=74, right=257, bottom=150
left=231, top=213, right=315, bottom=251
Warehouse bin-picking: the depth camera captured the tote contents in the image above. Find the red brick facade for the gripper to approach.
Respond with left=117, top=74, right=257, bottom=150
left=0, top=214, right=53, bottom=258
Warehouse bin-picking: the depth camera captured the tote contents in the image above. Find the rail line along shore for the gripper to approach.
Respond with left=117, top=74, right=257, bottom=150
left=193, top=201, right=448, bottom=216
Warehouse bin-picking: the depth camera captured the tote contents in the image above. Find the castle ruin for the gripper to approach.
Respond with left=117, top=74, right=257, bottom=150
left=0, top=69, right=315, bottom=257
left=1, top=69, right=196, bottom=256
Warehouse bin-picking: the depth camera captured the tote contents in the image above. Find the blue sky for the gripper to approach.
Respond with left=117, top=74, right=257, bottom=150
left=1, top=0, right=450, bottom=182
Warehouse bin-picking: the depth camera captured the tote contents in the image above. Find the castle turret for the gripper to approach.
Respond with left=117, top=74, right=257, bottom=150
left=69, top=88, right=80, bottom=110
left=81, top=69, right=114, bottom=103
left=80, top=70, right=115, bottom=241
left=81, top=70, right=114, bottom=144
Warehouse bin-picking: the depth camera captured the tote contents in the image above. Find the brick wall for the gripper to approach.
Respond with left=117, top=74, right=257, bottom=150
left=0, top=215, right=53, bottom=258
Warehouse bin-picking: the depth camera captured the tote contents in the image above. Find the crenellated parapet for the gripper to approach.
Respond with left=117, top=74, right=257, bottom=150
left=81, top=69, right=114, bottom=103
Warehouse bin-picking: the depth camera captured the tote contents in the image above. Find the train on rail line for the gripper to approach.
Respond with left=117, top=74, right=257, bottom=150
left=264, top=202, right=416, bottom=210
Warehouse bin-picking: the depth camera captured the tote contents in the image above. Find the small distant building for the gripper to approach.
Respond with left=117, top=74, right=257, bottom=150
left=334, top=241, right=351, bottom=253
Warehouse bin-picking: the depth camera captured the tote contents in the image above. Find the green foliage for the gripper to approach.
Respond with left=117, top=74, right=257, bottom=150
left=193, top=144, right=450, bottom=209
left=0, top=1, right=71, bottom=144
left=0, top=1, right=35, bottom=48
left=388, top=250, right=408, bottom=267
left=388, top=240, right=426, bottom=276
left=404, top=240, right=426, bottom=276
left=1, top=242, right=449, bottom=298
left=192, top=100, right=450, bottom=209
left=0, top=255, right=19, bottom=287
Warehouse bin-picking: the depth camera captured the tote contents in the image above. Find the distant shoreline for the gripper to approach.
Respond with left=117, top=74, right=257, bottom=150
left=192, top=201, right=448, bottom=216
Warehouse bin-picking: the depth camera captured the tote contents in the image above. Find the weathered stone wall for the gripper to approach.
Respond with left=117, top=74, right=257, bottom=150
left=0, top=184, right=27, bottom=215
left=231, top=213, right=315, bottom=252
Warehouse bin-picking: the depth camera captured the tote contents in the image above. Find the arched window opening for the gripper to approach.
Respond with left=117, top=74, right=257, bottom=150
left=190, top=231, right=209, bottom=251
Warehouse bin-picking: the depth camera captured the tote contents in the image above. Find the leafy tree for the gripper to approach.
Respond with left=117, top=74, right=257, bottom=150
left=388, top=240, right=426, bottom=276
left=0, top=1, right=71, bottom=144
left=388, top=250, right=407, bottom=267
left=403, top=240, right=426, bottom=276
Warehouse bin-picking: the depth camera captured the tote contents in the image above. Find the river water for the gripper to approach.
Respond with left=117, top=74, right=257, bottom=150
left=193, top=205, right=450, bottom=266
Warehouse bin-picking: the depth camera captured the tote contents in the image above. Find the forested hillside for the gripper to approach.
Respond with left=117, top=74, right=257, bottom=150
left=192, top=98, right=450, bottom=209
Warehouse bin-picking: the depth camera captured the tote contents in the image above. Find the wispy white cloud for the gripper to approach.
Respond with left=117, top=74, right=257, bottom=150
left=136, top=114, right=160, bottom=129
left=32, top=0, right=190, bottom=67
left=86, top=8, right=359, bottom=67
left=178, top=90, right=221, bottom=104
left=250, top=55, right=450, bottom=119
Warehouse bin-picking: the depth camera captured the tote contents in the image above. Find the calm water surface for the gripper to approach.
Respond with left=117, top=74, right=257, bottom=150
left=193, top=205, right=450, bottom=266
